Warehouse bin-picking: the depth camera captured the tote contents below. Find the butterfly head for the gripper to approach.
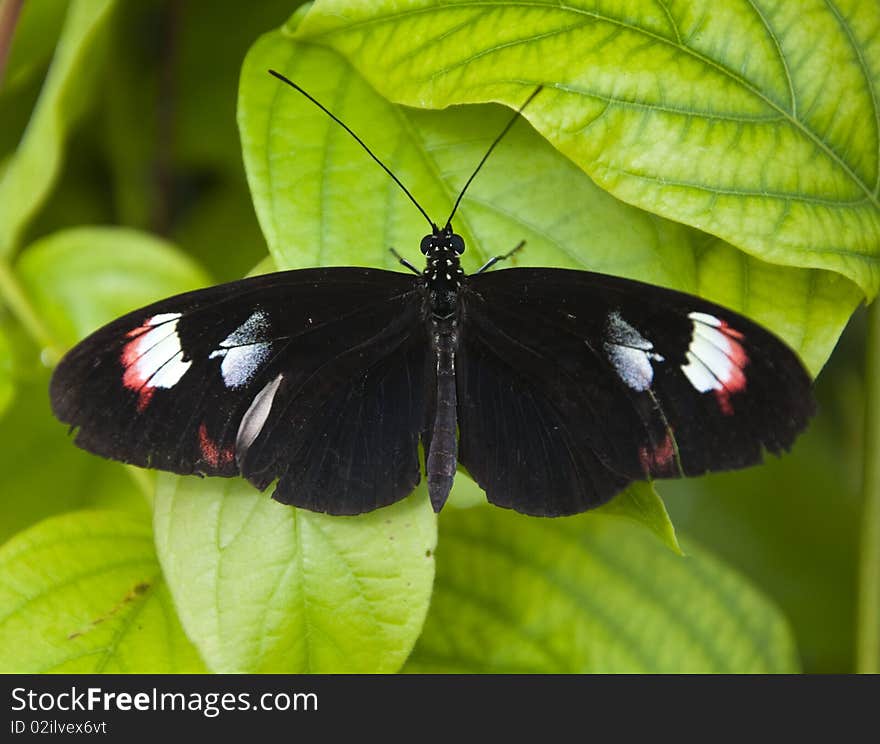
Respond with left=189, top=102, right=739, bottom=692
left=420, top=223, right=465, bottom=257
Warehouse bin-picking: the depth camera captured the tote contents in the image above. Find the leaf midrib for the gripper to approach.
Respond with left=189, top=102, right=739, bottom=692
left=301, top=0, right=880, bottom=209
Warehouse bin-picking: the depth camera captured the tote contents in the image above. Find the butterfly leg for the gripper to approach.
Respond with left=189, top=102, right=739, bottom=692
left=389, top=247, right=421, bottom=275
left=476, top=240, right=526, bottom=274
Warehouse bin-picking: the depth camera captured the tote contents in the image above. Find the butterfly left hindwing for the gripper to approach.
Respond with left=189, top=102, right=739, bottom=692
left=458, top=267, right=815, bottom=516
left=50, top=267, right=430, bottom=514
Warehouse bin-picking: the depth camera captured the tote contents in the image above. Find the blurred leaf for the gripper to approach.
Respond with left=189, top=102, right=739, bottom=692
left=0, top=226, right=209, bottom=540
left=0, top=0, right=116, bottom=257
left=240, top=25, right=859, bottom=381
left=172, top=179, right=269, bottom=283
left=174, top=0, right=299, bottom=171
left=101, top=1, right=292, bottom=279
left=0, top=510, right=205, bottom=672
left=100, top=0, right=160, bottom=232
left=0, top=323, right=12, bottom=417
left=0, top=0, right=68, bottom=158
left=298, top=0, right=880, bottom=299
left=0, top=0, right=68, bottom=96
left=18, top=126, right=116, bottom=246
left=663, top=345, right=865, bottom=673
left=154, top=474, right=437, bottom=673
left=404, top=507, right=799, bottom=673
left=16, top=226, right=209, bottom=346
left=0, top=370, right=145, bottom=545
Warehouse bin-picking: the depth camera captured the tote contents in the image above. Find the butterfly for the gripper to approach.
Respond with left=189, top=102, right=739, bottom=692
left=49, top=72, right=815, bottom=517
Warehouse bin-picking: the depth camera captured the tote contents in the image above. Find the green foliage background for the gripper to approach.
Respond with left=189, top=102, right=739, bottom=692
left=0, top=0, right=876, bottom=673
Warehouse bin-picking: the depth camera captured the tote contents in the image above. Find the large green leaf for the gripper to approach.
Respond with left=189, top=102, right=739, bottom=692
left=241, top=22, right=860, bottom=379
left=0, top=0, right=115, bottom=257
left=0, top=510, right=205, bottom=672
left=16, top=226, right=210, bottom=346
left=296, top=0, right=880, bottom=298
left=154, top=474, right=437, bottom=673
left=404, top=507, right=799, bottom=673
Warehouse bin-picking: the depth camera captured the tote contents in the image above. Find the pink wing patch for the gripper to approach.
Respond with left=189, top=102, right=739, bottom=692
left=198, top=422, right=234, bottom=469
left=639, top=430, right=677, bottom=476
left=713, top=320, right=748, bottom=416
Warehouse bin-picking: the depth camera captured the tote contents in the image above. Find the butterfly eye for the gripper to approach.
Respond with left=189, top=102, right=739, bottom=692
left=451, top=235, right=466, bottom=255
left=420, top=236, right=433, bottom=255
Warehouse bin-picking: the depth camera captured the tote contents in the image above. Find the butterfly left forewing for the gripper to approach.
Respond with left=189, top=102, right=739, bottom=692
left=51, top=268, right=430, bottom=513
left=460, top=267, right=814, bottom=515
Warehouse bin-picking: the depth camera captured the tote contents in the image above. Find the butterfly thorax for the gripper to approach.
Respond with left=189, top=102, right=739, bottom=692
left=421, top=228, right=465, bottom=321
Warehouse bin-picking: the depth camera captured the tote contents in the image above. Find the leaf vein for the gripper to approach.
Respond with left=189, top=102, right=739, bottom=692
left=822, top=0, right=880, bottom=195
left=743, top=0, right=796, bottom=115
left=307, top=0, right=879, bottom=207
left=601, top=164, right=872, bottom=207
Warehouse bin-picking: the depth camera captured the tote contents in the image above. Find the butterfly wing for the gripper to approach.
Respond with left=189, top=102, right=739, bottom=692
left=50, top=268, right=430, bottom=515
left=459, top=267, right=815, bottom=516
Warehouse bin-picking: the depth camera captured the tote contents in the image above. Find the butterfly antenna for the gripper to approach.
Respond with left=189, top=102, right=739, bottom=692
left=444, top=86, right=544, bottom=229
left=268, top=70, right=437, bottom=232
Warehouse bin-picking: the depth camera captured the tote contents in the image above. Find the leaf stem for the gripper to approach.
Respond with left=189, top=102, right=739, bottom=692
left=0, top=0, right=24, bottom=88
left=0, top=259, right=62, bottom=364
left=857, top=299, right=880, bottom=673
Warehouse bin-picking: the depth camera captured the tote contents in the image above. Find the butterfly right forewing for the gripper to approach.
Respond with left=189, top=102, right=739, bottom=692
left=458, top=267, right=815, bottom=516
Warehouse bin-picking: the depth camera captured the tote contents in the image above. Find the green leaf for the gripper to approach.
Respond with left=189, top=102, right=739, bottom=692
left=296, top=0, right=880, bottom=299
left=0, top=323, right=13, bottom=418
left=0, top=510, right=206, bottom=672
left=241, top=23, right=859, bottom=382
left=405, top=507, right=799, bottom=673
left=594, top=481, right=681, bottom=555
left=0, top=368, right=146, bottom=545
left=448, top=472, right=681, bottom=554
left=15, top=226, right=210, bottom=346
left=154, top=474, right=437, bottom=673
left=0, top=0, right=116, bottom=257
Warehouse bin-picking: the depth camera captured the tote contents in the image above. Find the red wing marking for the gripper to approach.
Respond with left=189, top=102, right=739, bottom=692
left=639, top=430, right=676, bottom=476
left=713, top=321, right=749, bottom=416
left=198, top=422, right=234, bottom=469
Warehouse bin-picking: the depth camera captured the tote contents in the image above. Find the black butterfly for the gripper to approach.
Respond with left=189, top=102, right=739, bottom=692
left=49, top=72, right=815, bottom=517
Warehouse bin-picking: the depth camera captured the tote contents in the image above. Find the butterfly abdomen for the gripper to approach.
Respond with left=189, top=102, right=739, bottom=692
left=426, top=319, right=459, bottom=512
